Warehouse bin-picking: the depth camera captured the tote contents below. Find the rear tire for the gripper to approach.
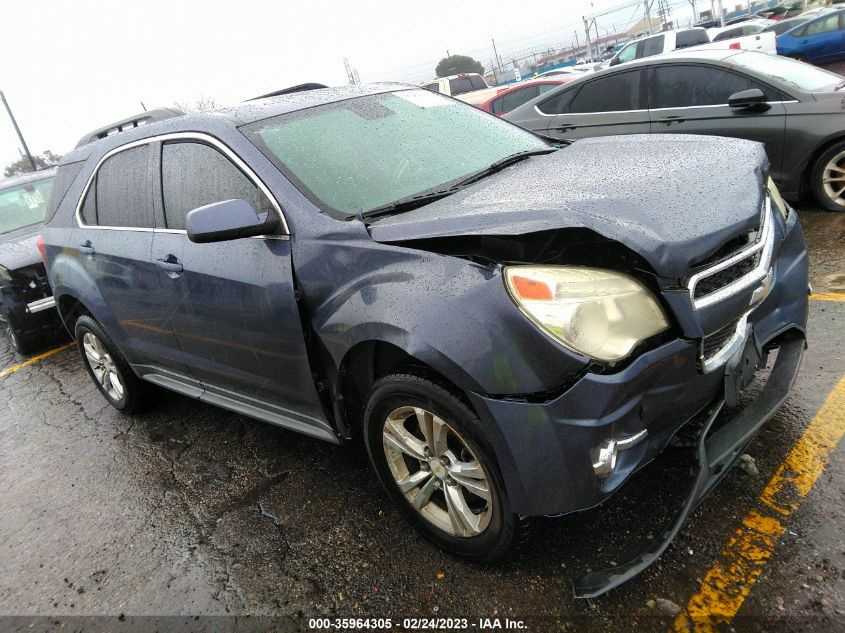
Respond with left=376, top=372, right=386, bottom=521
left=74, top=315, right=148, bottom=413
left=363, top=372, right=527, bottom=562
left=810, top=140, right=845, bottom=211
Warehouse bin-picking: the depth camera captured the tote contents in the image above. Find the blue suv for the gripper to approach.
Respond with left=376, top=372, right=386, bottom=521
left=42, top=84, right=809, bottom=596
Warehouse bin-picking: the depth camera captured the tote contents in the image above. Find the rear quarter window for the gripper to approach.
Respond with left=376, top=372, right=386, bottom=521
left=45, top=162, right=83, bottom=223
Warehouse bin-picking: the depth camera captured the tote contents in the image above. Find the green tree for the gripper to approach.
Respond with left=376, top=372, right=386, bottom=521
left=435, top=55, right=484, bottom=78
left=3, top=150, right=62, bottom=177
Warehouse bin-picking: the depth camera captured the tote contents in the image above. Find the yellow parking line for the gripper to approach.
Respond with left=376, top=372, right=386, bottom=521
left=673, top=374, right=845, bottom=631
left=0, top=342, right=75, bottom=379
left=810, top=292, right=845, bottom=302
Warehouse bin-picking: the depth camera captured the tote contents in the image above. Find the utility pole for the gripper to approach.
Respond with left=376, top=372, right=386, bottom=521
left=0, top=91, right=36, bottom=173
left=717, top=0, right=725, bottom=26
left=574, top=31, right=580, bottom=58
left=688, top=0, right=698, bottom=23
left=583, top=17, right=594, bottom=62
left=491, top=38, right=501, bottom=76
left=644, top=0, right=653, bottom=34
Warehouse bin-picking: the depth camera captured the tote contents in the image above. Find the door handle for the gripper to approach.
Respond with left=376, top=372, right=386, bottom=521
left=156, top=255, right=183, bottom=274
left=656, top=115, right=686, bottom=125
left=78, top=241, right=95, bottom=255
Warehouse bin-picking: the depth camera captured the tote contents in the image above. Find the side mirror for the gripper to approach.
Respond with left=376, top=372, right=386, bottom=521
left=186, top=199, right=281, bottom=244
left=728, top=88, right=770, bottom=112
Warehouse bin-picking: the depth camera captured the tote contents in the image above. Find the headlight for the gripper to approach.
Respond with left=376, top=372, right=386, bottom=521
left=0, top=266, right=12, bottom=282
left=504, top=266, right=669, bottom=364
left=768, top=177, right=788, bottom=220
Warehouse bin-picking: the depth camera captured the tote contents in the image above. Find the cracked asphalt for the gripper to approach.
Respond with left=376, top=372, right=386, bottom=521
left=1, top=205, right=844, bottom=632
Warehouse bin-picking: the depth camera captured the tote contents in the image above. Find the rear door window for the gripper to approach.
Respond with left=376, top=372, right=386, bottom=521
left=676, top=29, right=709, bottom=48
left=713, top=27, right=744, bottom=41
left=569, top=71, right=641, bottom=113
left=650, top=65, right=777, bottom=108
left=500, top=85, right=540, bottom=113
left=639, top=35, right=665, bottom=58
left=613, top=42, right=638, bottom=65
left=469, top=75, right=487, bottom=90
left=83, top=146, right=152, bottom=228
left=449, top=77, right=474, bottom=95
left=805, top=14, right=840, bottom=35
left=160, top=141, right=267, bottom=230
left=536, top=88, right=576, bottom=114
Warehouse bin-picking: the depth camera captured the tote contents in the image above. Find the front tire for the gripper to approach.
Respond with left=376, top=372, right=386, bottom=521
left=810, top=141, right=845, bottom=211
left=75, top=315, right=148, bottom=413
left=2, top=312, right=38, bottom=355
left=364, top=373, right=523, bottom=562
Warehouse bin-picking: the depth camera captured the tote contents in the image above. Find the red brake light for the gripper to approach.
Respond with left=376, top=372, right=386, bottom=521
left=729, top=42, right=741, bottom=50
left=36, top=235, right=47, bottom=266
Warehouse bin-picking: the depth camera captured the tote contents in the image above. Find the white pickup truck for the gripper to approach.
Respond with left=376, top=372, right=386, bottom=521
left=608, top=26, right=776, bottom=67
left=420, top=73, right=501, bottom=106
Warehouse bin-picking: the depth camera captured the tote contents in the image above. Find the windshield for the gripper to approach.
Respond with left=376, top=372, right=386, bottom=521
left=0, top=176, right=54, bottom=233
left=244, top=90, right=547, bottom=218
left=730, top=51, right=841, bottom=92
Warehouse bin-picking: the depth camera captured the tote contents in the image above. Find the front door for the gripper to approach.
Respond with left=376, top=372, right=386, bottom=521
left=542, top=69, right=651, bottom=141
left=647, top=63, right=787, bottom=180
left=150, top=138, right=326, bottom=427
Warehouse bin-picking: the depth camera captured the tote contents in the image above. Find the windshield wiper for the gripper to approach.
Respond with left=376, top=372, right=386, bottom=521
left=358, top=147, right=557, bottom=223
left=359, top=187, right=461, bottom=223
left=453, top=148, right=557, bottom=188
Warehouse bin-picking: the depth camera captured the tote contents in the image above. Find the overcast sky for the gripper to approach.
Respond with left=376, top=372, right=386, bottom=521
left=0, top=0, right=692, bottom=169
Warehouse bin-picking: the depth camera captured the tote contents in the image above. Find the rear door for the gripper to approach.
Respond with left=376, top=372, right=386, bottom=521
left=647, top=63, right=787, bottom=178
left=75, top=142, right=189, bottom=374
left=542, top=69, right=650, bottom=141
left=150, top=136, right=327, bottom=429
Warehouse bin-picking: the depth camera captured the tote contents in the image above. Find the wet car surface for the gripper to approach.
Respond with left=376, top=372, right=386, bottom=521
left=1, top=205, right=843, bottom=631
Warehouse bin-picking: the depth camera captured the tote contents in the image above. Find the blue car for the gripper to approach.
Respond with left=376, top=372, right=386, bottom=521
left=42, top=84, right=808, bottom=597
left=777, top=9, right=845, bottom=63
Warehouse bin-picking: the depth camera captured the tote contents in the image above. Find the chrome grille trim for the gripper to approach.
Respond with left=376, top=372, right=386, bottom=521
left=700, top=312, right=750, bottom=374
left=688, top=198, right=776, bottom=311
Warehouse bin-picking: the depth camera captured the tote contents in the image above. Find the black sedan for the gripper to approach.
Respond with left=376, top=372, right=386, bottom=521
left=505, top=50, right=845, bottom=210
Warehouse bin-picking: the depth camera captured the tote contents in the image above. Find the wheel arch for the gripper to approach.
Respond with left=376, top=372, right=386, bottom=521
left=333, top=339, right=480, bottom=439
left=801, top=133, right=845, bottom=199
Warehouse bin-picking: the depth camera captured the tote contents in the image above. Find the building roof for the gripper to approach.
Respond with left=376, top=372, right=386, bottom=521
left=627, top=17, right=663, bottom=37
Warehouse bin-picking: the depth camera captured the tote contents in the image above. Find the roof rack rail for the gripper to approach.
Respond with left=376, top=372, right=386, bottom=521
left=75, top=107, right=185, bottom=148
left=247, top=83, right=328, bottom=101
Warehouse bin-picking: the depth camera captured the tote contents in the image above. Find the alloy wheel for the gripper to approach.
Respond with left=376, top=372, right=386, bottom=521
left=82, top=332, right=124, bottom=402
left=382, top=406, right=492, bottom=537
left=822, top=150, right=845, bottom=208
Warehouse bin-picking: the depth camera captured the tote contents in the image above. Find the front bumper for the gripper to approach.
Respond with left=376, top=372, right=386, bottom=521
left=467, top=204, right=808, bottom=596
left=468, top=206, right=808, bottom=518
left=573, top=334, right=803, bottom=597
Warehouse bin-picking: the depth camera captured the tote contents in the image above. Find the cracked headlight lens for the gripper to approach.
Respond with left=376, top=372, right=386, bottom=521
left=504, top=266, right=669, bottom=364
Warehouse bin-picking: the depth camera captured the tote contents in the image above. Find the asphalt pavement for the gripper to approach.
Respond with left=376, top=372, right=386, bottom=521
left=0, top=205, right=844, bottom=633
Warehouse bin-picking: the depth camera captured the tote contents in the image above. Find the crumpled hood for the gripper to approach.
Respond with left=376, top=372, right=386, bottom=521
left=369, top=134, right=769, bottom=279
left=0, top=225, right=42, bottom=271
